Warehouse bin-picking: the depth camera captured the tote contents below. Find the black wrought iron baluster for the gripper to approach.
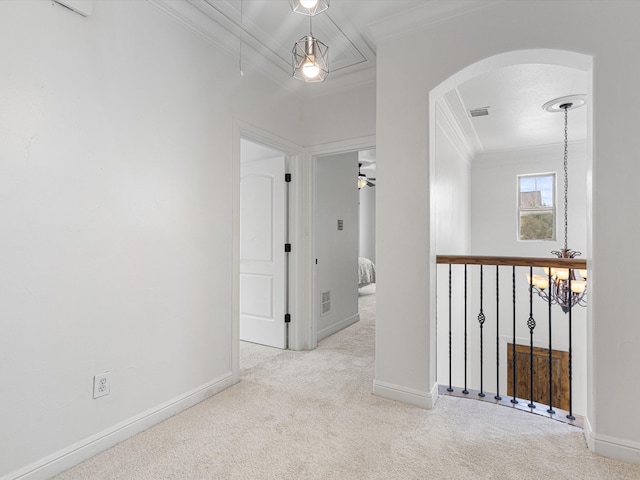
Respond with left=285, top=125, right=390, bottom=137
left=511, top=266, right=518, bottom=404
left=527, top=265, right=537, bottom=409
left=547, top=269, right=555, bottom=414
left=567, top=276, right=575, bottom=420
left=495, top=265, right=501, bottom=400
left=448, top=264, right=453, bottom=392
left=478, top=265, right=486, bottom=398
left=463, top=264, right=469, bottom=395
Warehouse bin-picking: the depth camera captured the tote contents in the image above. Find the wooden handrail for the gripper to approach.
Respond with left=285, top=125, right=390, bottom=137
left=437, top=255, right=587, bottom=270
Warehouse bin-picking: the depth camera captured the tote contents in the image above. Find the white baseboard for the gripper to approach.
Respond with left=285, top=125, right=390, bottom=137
left=584, top=416, right=640, bottom=465
left=317, top=313, right=359, bottom=341
left=3, top=372, right=236, bottom=480
left=372, top=379, right=438, bottom=409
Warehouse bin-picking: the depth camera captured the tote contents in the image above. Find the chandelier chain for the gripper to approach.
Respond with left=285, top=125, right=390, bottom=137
left=563, top=105, right=569, bottom=251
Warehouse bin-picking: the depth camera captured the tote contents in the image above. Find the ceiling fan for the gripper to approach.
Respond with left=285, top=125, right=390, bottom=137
left=358, top=163, right=376, bottom=189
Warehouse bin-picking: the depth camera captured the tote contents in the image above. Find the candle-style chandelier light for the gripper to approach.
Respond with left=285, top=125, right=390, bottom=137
left=527, top=95, right=587, bottom=313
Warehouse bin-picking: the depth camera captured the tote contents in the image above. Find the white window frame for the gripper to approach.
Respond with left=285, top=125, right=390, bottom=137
left=517, top=173, right=556, bottom=242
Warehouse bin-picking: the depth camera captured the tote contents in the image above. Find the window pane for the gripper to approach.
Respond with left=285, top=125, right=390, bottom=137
left=518, top=173, right=555, bottom=241
left=519, top=174, right=554, bottom=208
left=536, top=175, right=554, bottom=207
left=520, top=212, right=554, bottom=240
left=519, top=176, right=536, bottom=193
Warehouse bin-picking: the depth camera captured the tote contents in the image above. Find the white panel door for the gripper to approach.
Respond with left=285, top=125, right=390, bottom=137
left=240, top=156, right=287, bottom=348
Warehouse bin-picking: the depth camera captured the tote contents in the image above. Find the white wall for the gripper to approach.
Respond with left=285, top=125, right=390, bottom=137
left=315, top=152, right=360, bottom=340
left=302, top=82, right=376, bottom=147
left=434, top=110, right=472, bottom=256
left=0, top=1, right=303, bottom=478
left=374, top=0, right=640, bottom=463
left=433, top=103, right=472, bottom=391
left=358, top=184, right=376, bottom=263
left=471, top=144, right=587, bottom=258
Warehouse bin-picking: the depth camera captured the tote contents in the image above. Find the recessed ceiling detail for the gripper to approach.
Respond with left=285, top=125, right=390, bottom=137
left=151, top=0, right=509, bottom=93
left=198, top=0, right=368, bottom=77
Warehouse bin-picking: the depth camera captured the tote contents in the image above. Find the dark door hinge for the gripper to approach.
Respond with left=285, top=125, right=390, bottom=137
left=284, top=243, right=291, bottom=253
left=284, top=313, right=291, bottom=323
left=285, top=173, right=292, bottom=183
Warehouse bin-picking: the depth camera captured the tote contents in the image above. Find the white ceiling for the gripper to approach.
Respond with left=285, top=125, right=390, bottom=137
left=163, top=1, right=588, bottom=161
left=185, top=0, right=429, bottom=87
left=444, top=63, right=588, bottom=155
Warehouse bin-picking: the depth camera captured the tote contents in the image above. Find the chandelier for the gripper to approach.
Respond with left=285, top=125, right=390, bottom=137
left=291, top=0, right=329, bottom=82
left=527, top=95, right=587, bottom=313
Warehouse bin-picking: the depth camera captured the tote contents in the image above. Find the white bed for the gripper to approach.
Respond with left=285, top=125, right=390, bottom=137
left=358, top=257, right=376, bottom=288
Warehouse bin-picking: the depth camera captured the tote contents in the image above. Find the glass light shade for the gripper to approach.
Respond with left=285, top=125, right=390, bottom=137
left=290, top=0, right=329, bottom=16
left=292, top=35, right=329, bottom=82
left=579, top=269, right=587, bottom=279
left=555, top=268, right=570, bottom=280
left=534, top=275, right=549, bottom=290
left=570, top=280, right=587, bottom=294
left=358, top=176, right=368, bottom=189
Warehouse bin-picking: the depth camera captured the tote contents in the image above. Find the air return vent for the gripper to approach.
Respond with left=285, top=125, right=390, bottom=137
left=321, top=291, right=331, bottom=316
left=469, top=107, right=489, bottom=117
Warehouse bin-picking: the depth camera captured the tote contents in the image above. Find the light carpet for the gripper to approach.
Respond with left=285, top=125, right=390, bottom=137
left=54, top=285, right=640, bottom=479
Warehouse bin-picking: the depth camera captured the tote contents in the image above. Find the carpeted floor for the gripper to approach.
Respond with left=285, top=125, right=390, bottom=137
left=54, top=284, right=640, bottom=479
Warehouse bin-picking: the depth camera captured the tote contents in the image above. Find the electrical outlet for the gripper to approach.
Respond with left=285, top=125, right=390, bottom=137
left=93, top=372, right=111, bottom=399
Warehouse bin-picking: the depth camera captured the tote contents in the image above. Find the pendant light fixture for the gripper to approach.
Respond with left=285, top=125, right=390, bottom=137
left=290, top=0, right=329, bottom=17
left=527, top=95, right=587, bottom=313
left=291, top=0, right=329, bottom=82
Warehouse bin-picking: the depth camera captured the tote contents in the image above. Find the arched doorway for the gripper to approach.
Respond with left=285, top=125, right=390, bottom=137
left=429, top=49, right=593, bottom=416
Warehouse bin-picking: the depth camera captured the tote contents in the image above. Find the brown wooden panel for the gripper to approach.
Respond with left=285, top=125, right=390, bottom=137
left=507, top=343, right=570, bottom=411
left=436, top=254, right=586, bottom=269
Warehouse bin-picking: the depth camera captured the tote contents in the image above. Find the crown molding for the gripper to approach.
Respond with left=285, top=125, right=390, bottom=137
left=148, top=0, right=308, bottom=97
left=435, top=102, right=473, bottom=167
left=436, top=93, right=483, bottom=163
left=148, top=0, right=382, bottom=99
left=473, top=140, right=587, bottom=169
left=369, top=0, right=502, bottom=43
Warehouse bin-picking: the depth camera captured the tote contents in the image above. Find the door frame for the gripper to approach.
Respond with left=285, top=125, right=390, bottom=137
left=305, top=135, right=376, bottom=350
left=232, top=119, right=303, bottom=381
left=232, top=121, right=375, bottom=380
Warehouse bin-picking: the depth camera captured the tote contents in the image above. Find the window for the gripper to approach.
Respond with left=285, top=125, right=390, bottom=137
left=518, top=173, right=555, bottom=241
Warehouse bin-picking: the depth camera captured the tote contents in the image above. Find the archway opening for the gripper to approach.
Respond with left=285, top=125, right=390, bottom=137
left=429, top=49, right=593, bottom=419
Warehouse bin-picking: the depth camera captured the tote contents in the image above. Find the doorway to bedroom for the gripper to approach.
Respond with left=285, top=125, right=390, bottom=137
left=356, top=149, right=377, bottom=337
left=313, top=148, right=377, bottom=344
